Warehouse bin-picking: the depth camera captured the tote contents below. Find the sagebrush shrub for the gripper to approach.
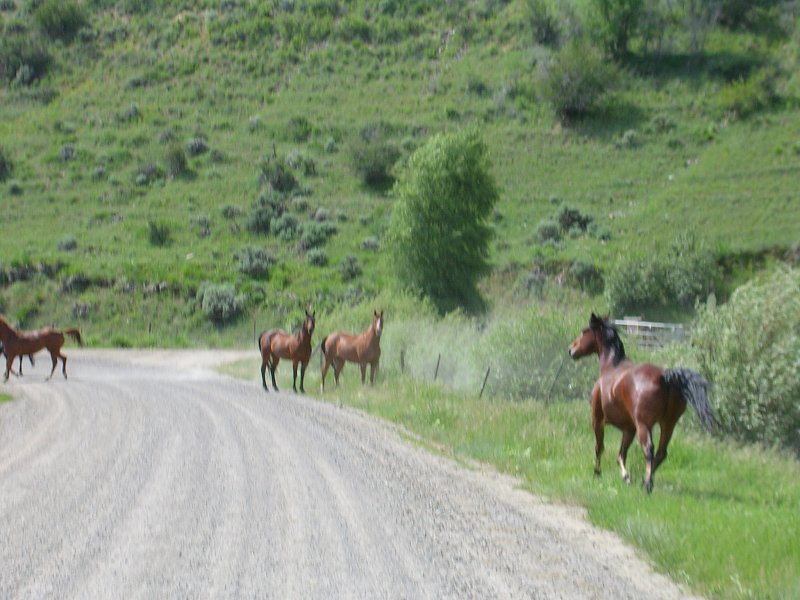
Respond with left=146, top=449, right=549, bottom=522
left=34, top=0, right=87, bottom=43
left=351, top=123, right=401, bottom=188
left=690, top=267, right=800, bottom=453
left=165, top=144, right=188, bottom=178
left=0, top=33, right=51, bottom=85
left=247, top=192, right=284, bottom=235
left=535, top=218, right=561, bottom=243
left=235, top=246, right=275, bottom=279
left=258, top=156, right=298, bottom=193
left=605, top=232, right=718, bottom=313
left=306, top=248, right=328, bottom=266
left=298, top=221, right=336, bottom=250
left=540, top=41, right=618, bottom=120
left=186, top=137, right=209, bottom=156
left=339, top=255, right=362, bottom=281
left=0, top=146, right=12, bottom=181
left=147, top=220, right=171, bottom=247
left=199, top=283, right=243, bottom=324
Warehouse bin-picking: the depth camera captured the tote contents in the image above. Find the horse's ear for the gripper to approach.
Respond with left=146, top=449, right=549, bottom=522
left=374, top=310, right=378, bottom=317
left=590, top=313, right=603, bottom=329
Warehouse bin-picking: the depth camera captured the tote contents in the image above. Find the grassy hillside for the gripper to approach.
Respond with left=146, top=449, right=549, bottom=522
left=1, top=0, right=799, bottom=344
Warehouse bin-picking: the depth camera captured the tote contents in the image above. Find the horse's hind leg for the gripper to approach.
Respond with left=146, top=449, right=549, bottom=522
left=299, top=361, right=307, bottom=394
left=260, top=359, right=269, bottom=391
left=617, top=428, right=635, bottom=484
left=47, top=351, right=59, bottom=380
left=269, top=357, right=280, bottom=391
left=653, top=420, right=678, bottom=476
left=60, top=352, right=68, bottom=379
left=637, top=424, right=656, bottom=493
left=321, top=356, right=331, bottom=391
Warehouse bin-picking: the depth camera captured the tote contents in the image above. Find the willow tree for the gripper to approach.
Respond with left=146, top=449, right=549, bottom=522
left=387, top=128, right=498, bottom=314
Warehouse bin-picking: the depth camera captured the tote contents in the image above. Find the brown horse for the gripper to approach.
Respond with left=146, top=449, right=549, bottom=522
left=258, top=310, right=315, bottom=393
left=0, top=315, right=83, bottom=382
left=320, top=310, right=383, bottom=390
left=568, top=313, right=714, bottom=493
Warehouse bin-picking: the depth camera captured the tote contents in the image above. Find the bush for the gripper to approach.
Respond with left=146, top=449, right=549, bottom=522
left=0, top=32, right=51, bottom=84
left=258, top=156, right=298, bottom=193
left=57, top=235, right=77, bottom=251
left=298, top=220, right=336, bottom=250
left=717, top=69, right=778, bottom=119
left=147, top=220, right=171, bottom=247
left=186, top=137, right=209, bottom=156
left=0, top=146, right=12, bottom=182
left=605, top=232, right=718, bottom=313
left=287, top=116, right=312, bottom=142
left=351, top=123, right=401, bottom=188
left=690, top=268, right=800, bottom=453
left=535, top=218, right=561, bottom=243
left=220, top=204, right=242, bottom=219
left=271, top=213, right=299, bottom=240
left=540, top=41, right=619, bottom=121
left=235, top=246, right=275, bottom=279
left=165, top=143, right=188, bottom=178
left=339, top=255, right=362, bottom=281
left=199, top=283, right=244, bottom=324
left=569, top=259, right=602, bottom=293
left=34, top=0, right=87, bottom=43
left=247, top=192, right=284, bottom=235
left=524, top=0, right=560, bottom=46
left=306, top=248, right=328, bottom=266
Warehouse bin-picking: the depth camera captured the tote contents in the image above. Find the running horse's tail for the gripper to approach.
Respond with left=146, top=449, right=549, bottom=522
left=663, top=368, right=715, bottom=431
left=62, top=328, right=83, bottom=346
left=320, top=335, right=328, bottom=355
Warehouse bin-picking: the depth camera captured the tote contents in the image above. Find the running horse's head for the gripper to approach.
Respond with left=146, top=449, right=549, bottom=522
left=373, top=310, right=384, bottom=338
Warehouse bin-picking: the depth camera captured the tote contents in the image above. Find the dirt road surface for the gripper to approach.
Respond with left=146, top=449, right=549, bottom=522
left=0, top=350, right=697, bottom=599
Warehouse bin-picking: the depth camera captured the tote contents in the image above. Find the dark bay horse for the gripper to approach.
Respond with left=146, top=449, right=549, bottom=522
left=320, top=310, right=383, bottom=390
left=258, top=310, right=315, bottom=393
left=569, top=313, right=714, bottom=493
left=0, top=315, right=83, bottom=382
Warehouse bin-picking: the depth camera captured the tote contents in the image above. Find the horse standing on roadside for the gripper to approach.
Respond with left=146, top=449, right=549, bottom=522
left=258, top=310, right=315, bottom=393
left=0, top=316, right=83, bottom=382
left=568, top=313, right=715, bottom=493
left=320, top=310, right=383, bottom=390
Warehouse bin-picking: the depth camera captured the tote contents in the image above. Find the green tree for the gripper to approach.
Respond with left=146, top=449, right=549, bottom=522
left=387, top=128, right=498, bottom=314
left=593, top=0, right=643, bottom=57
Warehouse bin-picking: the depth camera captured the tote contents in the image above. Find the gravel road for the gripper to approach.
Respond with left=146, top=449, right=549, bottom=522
left=0, top=350, right=698, bottom=599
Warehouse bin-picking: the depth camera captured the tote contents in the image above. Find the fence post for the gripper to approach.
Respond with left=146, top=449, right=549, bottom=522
left=434, top=354, right=441, bottom=381
left=479, top=366, right=490, bottom=398
left=400, top=349, right=405, bottom=374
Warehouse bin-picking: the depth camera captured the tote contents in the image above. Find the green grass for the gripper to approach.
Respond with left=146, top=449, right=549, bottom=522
left=222, top=357, right=799, bottom=599
left=0, top=393, right=11, bottom=403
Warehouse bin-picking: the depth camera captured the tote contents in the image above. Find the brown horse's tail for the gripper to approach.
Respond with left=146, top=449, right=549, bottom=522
left=62, top=328, right=83, bottom=346
left=257, top=331, right=268, bottom=352
left=663, top=368, right=715, bottom=431
left=320, top=335, right=328, bottom=356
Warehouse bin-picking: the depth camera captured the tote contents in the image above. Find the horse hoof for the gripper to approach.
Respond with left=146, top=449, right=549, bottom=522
left=593, top=469, right=601, bottom=478
left=623, top=474, right=631, bottom=485
left=644, top=480, right=654, bottom=494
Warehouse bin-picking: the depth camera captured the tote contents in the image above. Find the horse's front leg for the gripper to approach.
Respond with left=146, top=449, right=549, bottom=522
left=369, top=361, right=378, bottom=384
left=299, top=360, right=307, bottom=394
left=359, top=362, right=367, bottom=384
left=591, top=385, right=604, bottom=476
left=292, top=361, right=299, bottom=393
